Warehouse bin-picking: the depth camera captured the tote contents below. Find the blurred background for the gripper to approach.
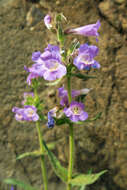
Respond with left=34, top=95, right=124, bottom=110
left=0, top=0, right=127, bottom=189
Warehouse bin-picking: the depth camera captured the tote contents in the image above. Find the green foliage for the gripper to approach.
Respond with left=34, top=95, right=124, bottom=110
left=16, top=150, right=42, bottom=160
left=42, top=140, right=68, bottom=182
left=69, top=170, right=107, bottom=186
left=54, top=116, right=70, bottom=125
left=71, top=73, right=96, bottom=81
left=16, top=142, right=56, bottom=160
left=4, top=178, right=38, bottom=190
left=78, top=185, right=86, bottom=190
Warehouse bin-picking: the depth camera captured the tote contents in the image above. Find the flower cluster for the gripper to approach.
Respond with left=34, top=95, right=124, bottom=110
left=12, top=105, right=39, bottom=122
left=13, top=16, right=101, bottom=124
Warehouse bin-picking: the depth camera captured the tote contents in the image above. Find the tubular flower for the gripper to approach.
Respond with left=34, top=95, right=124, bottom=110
left=58, top=86, right=91, bottom=106
left=25, top=44, right=67, bottom=84
left=64, top=101, right=88, bottom=122
left=44, top=14, right=52, bottom=29
left=73, top=43, right=100, bottom=70
left=12, top=105, right=39, bottom=122
left=46, top=107, right=57, bottom=128
left=65, top=20, right=100, bottom=38
left=37, top=44, right=67, bottom=81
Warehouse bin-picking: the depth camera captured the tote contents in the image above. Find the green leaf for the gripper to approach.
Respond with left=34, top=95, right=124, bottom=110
left=45, top=77, right=63, bottom=86
left=4, top=178, right=38, bottom=190
left=74, top=112, right=102, bottom=125
left=16, top=143, right=56, bottom=160
left=69, top=170, right=107, bottom=186
left=16, top=151, right=42, bottom=160
left=42, top=140, right=68, bottom=182
left=78, top=185, right=86, bottom=190
left=54, top=116, right=70, bottom=125
left=71, top=73, right=96, bottom=81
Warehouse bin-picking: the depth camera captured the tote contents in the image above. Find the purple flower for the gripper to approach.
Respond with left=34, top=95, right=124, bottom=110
left=46, top=108, right=57, bottom=128
left=65, top=20, right=100, bottom=38
left=44, top=14, right=52, bottom=29
left=12, top=107, right=25, bottom=121
left=47, top=112, right=55, bottom=128
left=22, top=92, right=34, bottom=105
left=64, top=101, right=88, bottom=122
left=58, top=86, right=91, bottom=106
left=36, top=44, right=66, bottom=81
left=12, top=106, right=39, bottom=122
left=23, top=106, right=39, bottom=121
left=25, top=44, right=67, bottom=83
left=73, top=43, right=100, bottom=70
left=32, top=51, right=41, bottom=62
left=11, top=186, right=14, bottom=190
left=58, top=86, right=68, bottom=106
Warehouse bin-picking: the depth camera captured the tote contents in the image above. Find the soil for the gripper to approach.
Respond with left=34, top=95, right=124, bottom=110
left=0, top=0, right=127, bottom=190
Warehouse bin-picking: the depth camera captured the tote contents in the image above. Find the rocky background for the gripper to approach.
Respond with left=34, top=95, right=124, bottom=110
left=0, top=0, right=127, bottom=189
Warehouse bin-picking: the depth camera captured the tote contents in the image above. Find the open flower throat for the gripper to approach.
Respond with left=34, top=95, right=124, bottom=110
left=45, top=60, right=59, bottom=71
left=71, top=106, right=82, bottom=115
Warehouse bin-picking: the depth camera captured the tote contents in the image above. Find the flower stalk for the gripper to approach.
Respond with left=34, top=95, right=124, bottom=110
left=67, top=69, right=74, bottom=190
left=36, top=121, right=48, bottom=190
left=34, top=86, right=48, bottom=190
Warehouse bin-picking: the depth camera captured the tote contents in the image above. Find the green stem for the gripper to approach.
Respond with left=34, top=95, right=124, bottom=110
left=67, top=123, right=74, bottom=190
left=67, top=74, right=71, bottom=104
left=34, top=86, right=48, bottom=190
left=66, top=72, right=74, bottom=190
left=36, top=121, right=48, bottom=190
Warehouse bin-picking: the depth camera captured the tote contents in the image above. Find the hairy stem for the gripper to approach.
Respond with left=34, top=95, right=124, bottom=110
left=66, top=73, right=74, bottom=190
left=36, top=121, right=48, bottom=190
left=34, top=86, right=48, bottom=190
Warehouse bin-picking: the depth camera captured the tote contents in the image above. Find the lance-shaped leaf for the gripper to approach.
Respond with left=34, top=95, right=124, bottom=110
left=42, top=140, right=68, bottom=182
left=45, top=77, right=63, bottom=86
left=71, top=73, right=96, bottom=81
left=69, top=170, right=107, bottom=186
left=16, top=142, right=56, bottom=160
left=4, top=178, right=38, bottom=190
left=16, top=151, right=42, bottom=160
left=74, top=112, right=102, bottom=125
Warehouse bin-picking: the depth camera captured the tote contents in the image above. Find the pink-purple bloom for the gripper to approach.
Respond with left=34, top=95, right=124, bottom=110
left=25, top=44, right=67, bottom=84
left=44, top=14, right=52, bottom=29
left=73, top=43, right=100, bottom=70
left=65, top=20, right=100, bottom=39
left=12, top=105, right=39, bottom=122
left=64, top=101, right=88, bottom=122
left=58, top=86, right=91, bottom=106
